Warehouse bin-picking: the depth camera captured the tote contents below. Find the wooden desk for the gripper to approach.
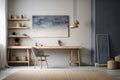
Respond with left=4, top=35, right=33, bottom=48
left=7, top=46, right=82, bottom=66
left=35, top=46, right=82, bottom=66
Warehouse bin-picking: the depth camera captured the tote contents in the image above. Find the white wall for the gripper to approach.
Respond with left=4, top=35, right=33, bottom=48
left=8, top=0, right=91, bottom=66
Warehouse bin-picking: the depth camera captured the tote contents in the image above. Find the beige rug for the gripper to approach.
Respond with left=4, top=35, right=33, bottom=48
left=3, top=70, right=115, bottom=80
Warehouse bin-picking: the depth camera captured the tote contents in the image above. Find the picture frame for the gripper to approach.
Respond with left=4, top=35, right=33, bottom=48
left=96, top=34, right=110, bottom=66
left=32, top=15, right=69, bottom=37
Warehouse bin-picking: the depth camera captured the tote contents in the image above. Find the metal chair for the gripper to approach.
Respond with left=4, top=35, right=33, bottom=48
left=31, top=47, right=49, bottom=69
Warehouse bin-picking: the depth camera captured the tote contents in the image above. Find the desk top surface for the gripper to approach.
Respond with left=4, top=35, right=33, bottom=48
left=7, top=46, right=82, bottom=49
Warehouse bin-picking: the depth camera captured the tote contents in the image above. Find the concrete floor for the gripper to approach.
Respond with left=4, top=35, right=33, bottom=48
left=0, top=66, right=120, bottom=80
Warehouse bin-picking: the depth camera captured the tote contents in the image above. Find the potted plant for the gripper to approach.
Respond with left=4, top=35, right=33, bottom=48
left=14, top=38, right=20, bottom=46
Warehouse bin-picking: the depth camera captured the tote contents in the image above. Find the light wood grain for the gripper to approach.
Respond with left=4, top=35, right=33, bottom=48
left=35, top=46, right=81, bottom=49
left=7, top=46, right=31, bottom=49
left=8, top=19, right=29, bottom=21
left=8, top=61, right=29, bottom=63
left=7, top=46, right=81, bottom=49
left=3, top=70, right=115, bottom=80
left=8, top=35, right=29, bottom=38
left=8, top=27, right=29, bottom=29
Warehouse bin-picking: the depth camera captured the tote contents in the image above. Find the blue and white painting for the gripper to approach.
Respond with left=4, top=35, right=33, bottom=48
left=32, top=15, right=69, bottom=37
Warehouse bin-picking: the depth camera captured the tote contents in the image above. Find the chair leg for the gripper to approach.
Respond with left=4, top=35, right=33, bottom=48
left=45, top=57, right=48, bottom=68
left=34, top=59, right=36, bottom=69
left=40, top=57, right=42, bottom=69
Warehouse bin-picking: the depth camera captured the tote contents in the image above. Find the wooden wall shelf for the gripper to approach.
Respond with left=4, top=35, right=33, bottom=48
left=8, top=61, right=29, bottom=63
left=8, top=35, right=29, bottom=38
left=8, top=27, right=29, bottom=29
left=7, top=17, right=30, bottom=66
left=8, top=19, right=29, bottom=21
left=7, top=46, right=31, bottom=49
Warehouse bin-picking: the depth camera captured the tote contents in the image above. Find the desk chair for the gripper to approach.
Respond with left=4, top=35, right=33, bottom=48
left=31, top=47, right=49, bottom=69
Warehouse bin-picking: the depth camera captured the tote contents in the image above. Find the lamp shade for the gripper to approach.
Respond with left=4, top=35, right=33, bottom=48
left=70, top=0, right=79, bottom=28
left=70, top=19, right=79, bottom=28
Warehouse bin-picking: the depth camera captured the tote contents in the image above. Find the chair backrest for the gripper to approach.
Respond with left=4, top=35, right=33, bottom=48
left=31, top=47, right=44, bottom=57
left=31, top=47, right=37, bottom=57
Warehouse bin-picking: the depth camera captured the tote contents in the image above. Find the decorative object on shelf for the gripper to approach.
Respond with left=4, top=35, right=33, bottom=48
left=10, top=56, right=17, bottom=61
left=16, top=23, right=21, bottom=27
left=23, top=33, right=27, bottom=36
left=34, top=42, right=43, bottom=46
left=21, top=56, right=27, bottom=61
left=12, top=32, right=16, bottom=35
left=32, top=15, right=69, bottom=37
left=21, top=15, right=24, bottom=19
left=22, top=23, right=26, bottom=27
left=13, top=15, right=19, bottom=19
left=34, top=43, right=38, bottom=46
left=58, top=40, right=62, bottom=46
left=70, top=0, right=79, bottom=28
left=10, top=15, right=14, bottom=19
left=14, top=38, right=20, bottom=46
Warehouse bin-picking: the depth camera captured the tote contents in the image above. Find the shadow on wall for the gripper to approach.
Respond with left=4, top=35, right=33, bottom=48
left=80, top=47, right=92, bottom=66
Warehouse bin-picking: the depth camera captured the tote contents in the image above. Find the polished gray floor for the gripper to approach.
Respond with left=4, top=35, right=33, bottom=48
left=0, top=66, right=120, bottom=80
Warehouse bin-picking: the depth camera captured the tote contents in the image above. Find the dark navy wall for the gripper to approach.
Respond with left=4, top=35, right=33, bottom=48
left=92, top=0, right=120, bottom=64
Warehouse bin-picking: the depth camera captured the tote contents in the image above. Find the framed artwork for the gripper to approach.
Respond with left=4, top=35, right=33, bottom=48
left=32, top=15, right=69, bottom=37
left=96, top=34, right=110, bottom=66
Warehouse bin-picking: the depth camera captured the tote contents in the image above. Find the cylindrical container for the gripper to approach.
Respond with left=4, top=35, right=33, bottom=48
left=107, top=60, right=117, bottom=69
left=15, top=42, right=20, bottom=46
left=115, top=55, right=120, bottom=69
left=115, top=55, right=120, bottom=61
left=13, top=16, right=18, bottom=19
left=16, top=23, right=20, bottom=27
left=21, top=56, right=27, bottom=61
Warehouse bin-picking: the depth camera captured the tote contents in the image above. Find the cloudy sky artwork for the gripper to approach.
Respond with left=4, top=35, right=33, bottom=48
left=32, top=15, right=69, bottom=37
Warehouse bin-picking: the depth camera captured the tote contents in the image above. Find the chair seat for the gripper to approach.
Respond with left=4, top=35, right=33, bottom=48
left=38, top=55, right=49, bottom=57
left=36, top=57, right=47, bottom=61
left=37, top=59, right=46, bottom=61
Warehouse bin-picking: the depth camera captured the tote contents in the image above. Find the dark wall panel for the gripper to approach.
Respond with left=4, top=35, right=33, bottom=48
left=95, top=0, right=120, bottom=59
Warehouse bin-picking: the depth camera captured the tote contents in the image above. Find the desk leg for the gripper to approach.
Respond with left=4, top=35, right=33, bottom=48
left=27, top=49, right=30, bottom=66
left=69, top=49, right=80, bottom=66
left=7, top=49, right=12, bottom=65
left=77, top=49, right=80, bottom=66
left=69, top=50, right=73, bottom=66
left=7, top=49, right=10, bottom=61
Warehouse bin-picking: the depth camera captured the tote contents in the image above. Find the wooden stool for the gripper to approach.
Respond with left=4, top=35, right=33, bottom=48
left=107, top=60, right=116, bottom=69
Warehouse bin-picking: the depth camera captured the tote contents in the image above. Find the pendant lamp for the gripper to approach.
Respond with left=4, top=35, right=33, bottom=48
left=70, top=0, right=79, bottom=28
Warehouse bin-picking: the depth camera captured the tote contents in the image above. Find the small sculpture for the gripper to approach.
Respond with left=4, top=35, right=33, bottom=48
left=58, top=40, right=62, bottom=46
left=12, top=32, right=16, bottom=35
left=21, top=15, right=24, bottom=19
left=10, top=15, right=14, bottom=19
